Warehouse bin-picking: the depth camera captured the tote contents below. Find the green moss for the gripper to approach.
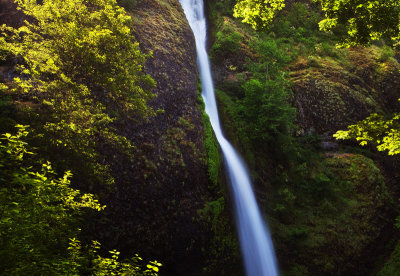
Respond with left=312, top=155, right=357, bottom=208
left=197, top=196, right=241, bottom=275
left=377, top=45, right=395, bottom=62
left=161, top=124, right=196, bottom=169
left=207, top=1, right=399, bottom=274
left=378, top=241, right=400, bottom=275
left=210, top=27, right=243, bottom=61
left=198, top=197, right=225, bottom=234
left=196, top=83, right=240, bottom=275
left=272, top=153, right=395, bottom=275
left=197, top=86, right=222, bottom=188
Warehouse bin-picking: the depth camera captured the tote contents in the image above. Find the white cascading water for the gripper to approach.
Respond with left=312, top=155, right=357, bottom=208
left=179, top=0, right=279, bottom=275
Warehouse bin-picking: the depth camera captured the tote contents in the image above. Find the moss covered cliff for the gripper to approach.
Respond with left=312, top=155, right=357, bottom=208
left=1, top=0, right=399, bottom=274
left=0, top=0, right=237, bottom=274
left=206, top=0, right=400, bottom=274
left=292, top=46, right=400, bottom=135
left=92, top=0, right=229, bottom=274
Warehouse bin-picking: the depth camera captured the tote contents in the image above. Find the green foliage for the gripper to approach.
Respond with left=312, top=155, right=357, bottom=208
left=89, top=242, right=161, bottom=276
left=214, top=0, right=237, bottom=17
left=232, top=38, right=295, bottom=153
left=198, top=88, right=221, bottom=188
left=198, top=197, right=225, bottom=232
left=319, top=0, right=400, bottom=47
left=247, top=38, right=291, bottom=76
left=0, top=125, right=103, bottom=274
left=235, top=78, right=293, bottom=145
left=233, top=0, right=400, bottom=47
left=282, top=2, right=321, bottom=31
left=270, top=141, right=336, bottom=210
left=0, top=0, right=155, bottom=191
left=378, top=45, right=396, bottom=62
left=197, top=196, right=240, bottom=275
left=271, top=153, right=394, bottom=274
left=271, top=2, right=323, bottom=36
left=268, top=2, right=344, bottom=60
left=1, top=0, right=154, bottom=117
left=378, top=241, right=400, bottom=275
left=210, top=27, right=243, bottom=61
left=0, top=125, right=161, bottom=275
left=62, top=239, right=161, bottom=275
left=334, top=111, right=400, bottom=155
left=233, top=0, right=285, bottom=29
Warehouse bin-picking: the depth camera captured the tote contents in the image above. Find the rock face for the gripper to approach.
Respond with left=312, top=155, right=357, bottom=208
left=290, top=46, right=400, bottom=135
left=275, top=154, right=396, bottom=276
left=0, top=0, right=25, bottom=27
left=96, top=0, right=214, bottom=274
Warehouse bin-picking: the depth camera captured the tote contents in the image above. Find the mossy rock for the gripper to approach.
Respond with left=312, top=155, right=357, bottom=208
left=377, top=240, right=400, bottom=276
left=275, top=154, right=396, bottom=275
left=291, top=46, right=400, bottom=135
left=87, top=0, right=224, bottom=274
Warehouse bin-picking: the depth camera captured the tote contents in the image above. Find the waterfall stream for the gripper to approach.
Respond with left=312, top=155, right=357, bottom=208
left=178, top=0, right=279, bottom=275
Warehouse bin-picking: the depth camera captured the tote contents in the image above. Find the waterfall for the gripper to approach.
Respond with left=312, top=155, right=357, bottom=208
left=179, top=0, right=279, bottom=275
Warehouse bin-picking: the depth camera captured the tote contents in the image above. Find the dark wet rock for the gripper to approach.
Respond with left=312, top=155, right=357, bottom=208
left=321, top=141, right=339, bottom=151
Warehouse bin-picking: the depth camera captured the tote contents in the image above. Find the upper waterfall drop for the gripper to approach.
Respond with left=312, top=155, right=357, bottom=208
left=178, top=0, right=280, bottom=275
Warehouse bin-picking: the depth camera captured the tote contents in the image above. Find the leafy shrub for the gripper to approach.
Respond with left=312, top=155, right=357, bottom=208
left=270, top=3, right=322, bottom=38
left=314, top=42, right=342, bottom=58
left=0, top=0, right=155, bottom=191
left=214, top=0, right=237, bottom=16
left=285, top=3, right=321, bottom=33
left=233, top=0, right=285, bottom=30
left=210, top=27, right=243, bottom=61
left=0, top=125, right=102, bottom=274
left=268, top=3, right=336, bottom=57
left=232, top=38, right=295, bottom=155
left=247, top=38, right=291, bottom=77
left=334, top=112, right=400, bottom=155
left=234, top=78, right=294, bottom=147
left=0, top=125, right=161, bottom=275
left=378, top=46, right=395, bottom=62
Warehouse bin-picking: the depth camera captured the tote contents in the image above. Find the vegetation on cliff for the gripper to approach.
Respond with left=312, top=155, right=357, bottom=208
left=0, top=0, right=161, bottom=274
left=233, top=0, right=400, bottom=159
left=335, top=112, right=400, bottom=155
left=1, top=0, right=400, bottom=274
left=207, top=0, right=400, bottom=274
left=0, top=0, right=155, bottom=193
left=0, top=125, right=161, bottom=275
left=234, top=0, right=400, bottom=47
